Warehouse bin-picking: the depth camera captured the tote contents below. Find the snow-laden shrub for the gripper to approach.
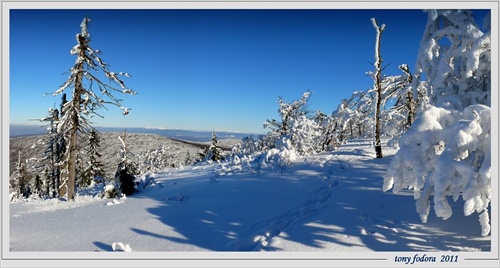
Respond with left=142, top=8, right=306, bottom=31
left=232, top=136, right=264, bottom=156
left=75, top=177, right=107, bottom=198
left=384, top=104, right=491, bottom=235
left=115, top=168, right=136, bottom=196
left=229, top=91, right=339, bottom=174
left=224, top=137, right=298, bottom=174
left=289, top=115, right=323, bottom=155
left=135, top=172, right=162, bottom=191
left=262, top=137, right=298, bottom=169
left=10, top=192, right=19, bottom=202
left=103, top=184, right=118, bottom=199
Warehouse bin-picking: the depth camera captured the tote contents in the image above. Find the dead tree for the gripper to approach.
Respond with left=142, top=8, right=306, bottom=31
left=51, top=17, right=137, bottom=200
left=371, top=17, right=386, bottom=159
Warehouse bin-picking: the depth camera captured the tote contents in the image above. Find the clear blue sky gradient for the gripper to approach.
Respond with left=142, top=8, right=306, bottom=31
left=9, top=9, right=489, bottom=134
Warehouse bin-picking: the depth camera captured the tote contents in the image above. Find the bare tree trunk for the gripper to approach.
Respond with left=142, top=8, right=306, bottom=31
left=63, top=34, right=86, bottom=200
left=65, top=117, right=77, bottom=200
left=371, top=18, right=385, bottom=159
left=407, top=91, right=415, bottom=127
left=399, top=64, right=415, bottom=129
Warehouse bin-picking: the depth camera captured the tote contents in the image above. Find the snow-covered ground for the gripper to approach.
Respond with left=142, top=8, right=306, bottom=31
left=8, top=139, right=491, bottom=265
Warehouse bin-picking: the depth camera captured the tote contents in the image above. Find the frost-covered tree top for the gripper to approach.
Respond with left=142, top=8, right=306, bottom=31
left=264, top=91, right=312, bottom=136
left=55, top=17, right=137, bottom=120
left=413, top=10, right=490, bottom=109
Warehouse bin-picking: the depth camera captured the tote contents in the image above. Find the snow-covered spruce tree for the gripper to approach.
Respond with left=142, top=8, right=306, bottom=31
left=51, top=94, right=67, bottom=196
left=50, top=17, right=136, bottom=200
left=32, top=174, right=44, bottom=198
left=12, top=151, right=31, bottom=199
left=42, top=166, right=51, bottom=197
left=208, top=130, right=224, bottom=162
left=78, top=130, right=105, bottom=187
left=115, top=130, right=138, bottom=196
left=198, top=130, right=225, bottom=163
left=39, top=107, right=62, bottom=197
left=27, top=93, right=67, bottom=198
left=384, top=10, right=491, bottom=236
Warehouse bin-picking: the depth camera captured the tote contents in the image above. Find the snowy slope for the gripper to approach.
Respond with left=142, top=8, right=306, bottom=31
left=9, top=132, right=239, bottom=180
left=9, top=139, right=490, bottom=253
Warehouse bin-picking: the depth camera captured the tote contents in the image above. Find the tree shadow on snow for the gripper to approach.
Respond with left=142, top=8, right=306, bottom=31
left=272, top=156, right=491, bottom=252
left=93, top=241, right=113, bottom=252
left=128, top=168, right=339, bottom=251
left=127, top=155, right=491, bottom=252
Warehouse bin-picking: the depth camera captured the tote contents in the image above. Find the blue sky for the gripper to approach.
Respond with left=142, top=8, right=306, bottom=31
left=9, top=9, right=489, bottom=134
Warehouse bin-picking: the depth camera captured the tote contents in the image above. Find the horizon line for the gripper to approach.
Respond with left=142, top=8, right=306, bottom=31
left=9, top=123, right=265, bottom=136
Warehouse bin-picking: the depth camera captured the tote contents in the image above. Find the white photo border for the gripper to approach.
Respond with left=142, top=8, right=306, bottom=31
left=1, top=1, right=498, bottom=267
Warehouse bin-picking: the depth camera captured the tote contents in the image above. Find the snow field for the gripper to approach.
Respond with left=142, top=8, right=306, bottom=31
left=9, top=139, right=490, bottom=252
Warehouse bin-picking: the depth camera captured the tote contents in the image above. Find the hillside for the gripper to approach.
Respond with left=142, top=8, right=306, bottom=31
left=9, top=132, right=239, bottom=181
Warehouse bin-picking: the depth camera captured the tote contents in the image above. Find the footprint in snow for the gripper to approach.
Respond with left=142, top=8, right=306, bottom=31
left=166, top=193, right=187, bottom=201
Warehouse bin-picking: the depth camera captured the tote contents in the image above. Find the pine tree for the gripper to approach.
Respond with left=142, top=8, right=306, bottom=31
left=52, top=94, right=67, bottom=197
left=13, top=151, right=31, bottom=198
left=49, top=17, right=137, bottom=200
left=28, top=94, right=66, bottom=198
left=40, top=106, right=61, bottom=197
left=43, top=166, right=51, bottom=197
left=33, top=174, right=44, bottom=198
left=79, top=130, right=105, bottom=187
left=199, top=131, right=225, bottom=162
left=209, top=130, right=224, bottom=162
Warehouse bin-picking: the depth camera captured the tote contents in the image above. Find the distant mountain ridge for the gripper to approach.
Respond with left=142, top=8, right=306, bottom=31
left=9, top=124, right=261, bottom=142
